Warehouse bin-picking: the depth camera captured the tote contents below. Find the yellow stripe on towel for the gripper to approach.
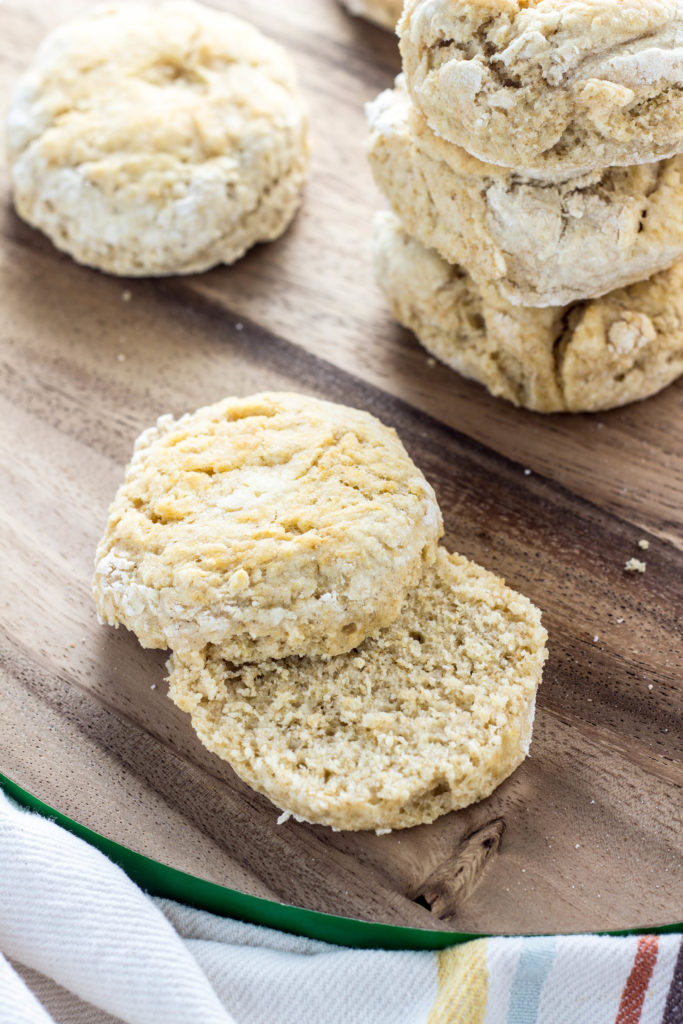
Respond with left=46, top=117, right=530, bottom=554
left=427, top=939, right=488, bottom=1024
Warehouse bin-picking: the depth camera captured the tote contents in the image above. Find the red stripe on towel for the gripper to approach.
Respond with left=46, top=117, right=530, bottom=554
left=615, top=936, right=659, bottom=1024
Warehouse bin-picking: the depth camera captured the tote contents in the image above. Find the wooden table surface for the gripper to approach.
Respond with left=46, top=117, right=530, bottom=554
left=1, top=0, right=681, bottom=937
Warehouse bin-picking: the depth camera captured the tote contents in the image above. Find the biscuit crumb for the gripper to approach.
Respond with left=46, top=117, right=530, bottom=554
left=593, top=635, right=599, bottom=643
left=426, top=357, right=436, bottom=367
left=524, top=469, right=531, bottom=476
left=150, top=683, right=157, bottom=690
left=227, top=568, right=250, bottom=594
left=235, top=322, right=244, bottom=332
left=648, top=683, right=654, bottom=691
left=616, top=617, right=625, bottom=624
left=625, top=557, right=646, bottom=573
left=638, top=539, right=650, bottom=550
left=117, top=353, right=126, bottom=362
left=122, top=290, right=131, bottom=302
left=277, top=811, right=292, bottom=825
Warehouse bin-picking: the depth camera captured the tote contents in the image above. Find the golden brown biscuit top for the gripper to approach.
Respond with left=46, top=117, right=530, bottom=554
left=94, top=392, right=442, bottom=659
left=8, top=1, right=302, bottom=169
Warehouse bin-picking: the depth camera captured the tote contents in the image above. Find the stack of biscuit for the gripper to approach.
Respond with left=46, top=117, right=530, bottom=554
left=367, top=0, right=683, bottom=413
left=94, top=392, right=547, bottom=832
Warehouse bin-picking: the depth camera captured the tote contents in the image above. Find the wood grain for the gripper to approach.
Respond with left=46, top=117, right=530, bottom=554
left=0, top=0, right=681, bottom=936
left=409, top=819, right=507, bottom=918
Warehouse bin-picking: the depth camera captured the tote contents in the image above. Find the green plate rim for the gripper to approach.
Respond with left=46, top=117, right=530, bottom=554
left=1, top=772, right=679, bottom=950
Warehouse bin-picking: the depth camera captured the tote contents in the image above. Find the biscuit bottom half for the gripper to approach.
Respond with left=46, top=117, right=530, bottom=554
left=167, top=547, right=547, bottom=832
left=374, top=211, right=683, bottom=414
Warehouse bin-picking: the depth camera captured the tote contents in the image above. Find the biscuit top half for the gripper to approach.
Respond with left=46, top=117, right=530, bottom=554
left=94, top=392, right=443, bottom=661
left=399, top=0, right=683, bottom=174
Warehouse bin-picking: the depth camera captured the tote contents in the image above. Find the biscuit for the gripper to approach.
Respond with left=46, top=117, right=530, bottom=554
left=367, top=80, right=683, bottom=307
left=399, top=0, right=683, bottom=177
left=94, top=391, right=442, bottom=660
left=374, top=212, right=683, bottom=413
left=168, top=547, right=547, bottom=831
left=6, top=1, right=309, bottom=276
left=340, top=0, right=404, bottom=31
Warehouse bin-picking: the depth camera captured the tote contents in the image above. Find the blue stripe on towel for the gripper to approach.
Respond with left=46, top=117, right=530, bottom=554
left=506, top=936, right=558, bottom=1024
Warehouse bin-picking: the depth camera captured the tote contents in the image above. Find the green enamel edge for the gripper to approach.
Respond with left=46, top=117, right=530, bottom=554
left=1, top=772, right=679, bottom=950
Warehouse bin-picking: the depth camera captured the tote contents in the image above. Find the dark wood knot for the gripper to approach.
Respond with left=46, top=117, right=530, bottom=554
left=409, top=818, right=506, bottom=919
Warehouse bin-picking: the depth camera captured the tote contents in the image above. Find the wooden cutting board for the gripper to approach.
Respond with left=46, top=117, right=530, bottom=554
left=1, top=0, right=681, bottom=938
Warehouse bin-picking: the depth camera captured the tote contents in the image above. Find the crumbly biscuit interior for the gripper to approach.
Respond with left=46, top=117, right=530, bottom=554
left=170, top=549, right=547, bottom=830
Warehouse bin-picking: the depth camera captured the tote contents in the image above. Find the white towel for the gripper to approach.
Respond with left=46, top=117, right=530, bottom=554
left=0, top=789, right=436, bottom=1023
left=1, top=787, right=681, bottom=1024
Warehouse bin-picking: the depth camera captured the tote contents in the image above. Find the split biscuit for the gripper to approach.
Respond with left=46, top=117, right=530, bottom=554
left=94, top=391, right=442, bottom=660
left=399, top=0, right=683, bottom=177
left=367, top=80, right=683, bottom=307
left=168, top=548, right=547, bottom=832
left=340, top=0, right=404, bottom=31
left=374, top=211, right=683, bottom=413
left=6, top=1, right=309, bottom=275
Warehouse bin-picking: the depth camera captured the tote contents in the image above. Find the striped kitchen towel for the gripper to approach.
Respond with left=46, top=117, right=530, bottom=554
left=0, top=787, right=680, bottom=1024
left=429, top=934, right=682, bottom=1024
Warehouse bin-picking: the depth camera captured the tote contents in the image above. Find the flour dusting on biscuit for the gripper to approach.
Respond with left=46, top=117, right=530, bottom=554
left=367, top=79, right=683, bottom=307
left=399, top=0, right=683, bottom=176
left=374, top=211, right=683, bottom=413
